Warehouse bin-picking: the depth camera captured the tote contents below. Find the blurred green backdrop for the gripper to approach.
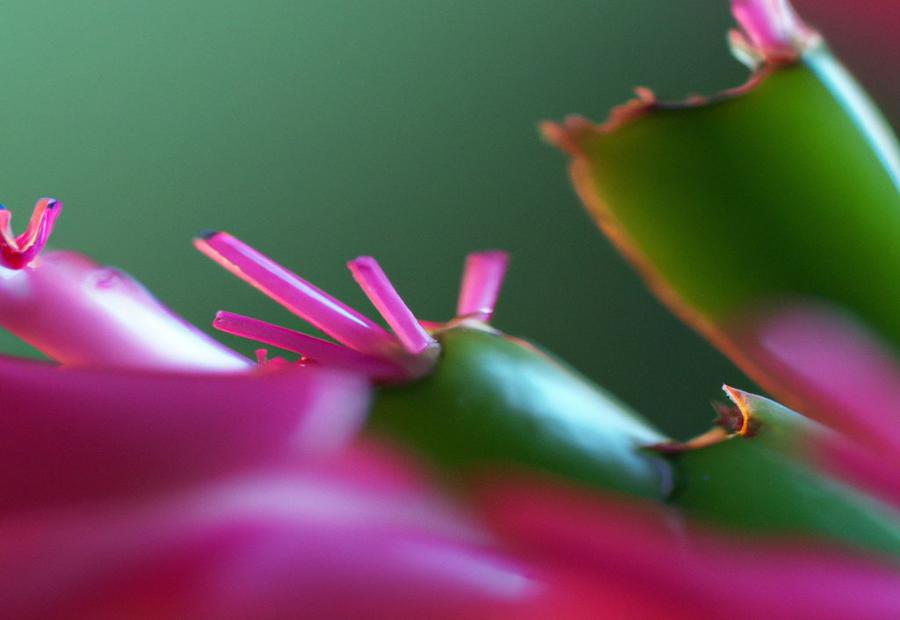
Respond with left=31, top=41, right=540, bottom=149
left=0, top=0, right=862, bottom=437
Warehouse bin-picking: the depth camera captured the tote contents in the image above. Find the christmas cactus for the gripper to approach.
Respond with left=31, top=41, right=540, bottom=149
left=2, top=0, right=899, bottom=618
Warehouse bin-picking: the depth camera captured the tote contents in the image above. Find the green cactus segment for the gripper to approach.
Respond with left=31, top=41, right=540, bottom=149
left=669, top=389, right=900, bottom=559
left=561, top=47, right=900, bottom=353
left=366, top=325, right=673, bottom=500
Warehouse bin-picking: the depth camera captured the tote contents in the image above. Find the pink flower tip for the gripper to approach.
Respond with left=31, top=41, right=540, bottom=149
left=729, top=0, right=820, bottom=66
left=0, top=198, right=63, bottom=270
left=457, top=250, right=509, bottom=321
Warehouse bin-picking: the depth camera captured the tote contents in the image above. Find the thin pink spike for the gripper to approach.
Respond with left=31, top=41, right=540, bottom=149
left=194, top=232, right=396, bottom=356
left=347, top=256, right=437, bottom=355
left=0, top=199, right=63, bottom=270
left=456, top=251, right=509, bottom=321
left=214, top=311, right=408, bottom=381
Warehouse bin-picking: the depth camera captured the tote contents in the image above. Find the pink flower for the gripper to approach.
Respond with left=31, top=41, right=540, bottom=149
left=0, top=200, right=247, bottom=371
left=1, top=201, right=899, bottom=618
left=0, top=203, right=542, bottom=619
left=735, top=303, right=900, bottom=510
left=481, top=477, right=900, bottom=620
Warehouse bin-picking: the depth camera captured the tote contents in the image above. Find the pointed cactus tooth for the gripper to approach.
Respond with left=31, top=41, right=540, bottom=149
left=545, top=0, right=900, bottom=404
left=667, top=386, right=900, bottom=560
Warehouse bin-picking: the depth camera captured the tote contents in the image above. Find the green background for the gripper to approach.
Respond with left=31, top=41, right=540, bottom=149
left=0, top=1, right=885, bottom=437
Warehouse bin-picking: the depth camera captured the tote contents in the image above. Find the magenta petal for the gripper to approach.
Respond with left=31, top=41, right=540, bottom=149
left=0, top=357, right=370, bottom=514
left=0, top=250, right=249, bottom=371
left=457, top=251, right=509, bottom=321
left=742, top=304, right=900, bottom=453
left=214, top=311, right=409, bottom=381
left=818, top=437, right=900, bottom=511
left=0, top=465, right=537, bottom=619
left=347, top=256, right=436, bottom=355
left=482, top=478, right=900, bottom=619
left=736, top=303, right=900, bottom=505
left=195, top=232, right=397, bottom=355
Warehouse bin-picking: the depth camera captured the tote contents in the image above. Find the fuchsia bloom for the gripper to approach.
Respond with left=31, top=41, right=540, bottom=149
left=1, top=195, right=898, bottom=617
left=482, top=478, right=900, bottom=620
left=0, top=204, right=543, bottom=619
left=737, top=304, right=900, bottom=510
left=0, top=200, right=247, bottom=371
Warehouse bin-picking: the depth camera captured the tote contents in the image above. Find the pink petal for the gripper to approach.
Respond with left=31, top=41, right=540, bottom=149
left=736, top=303, right=900, bottom=507
left=214, top=310, right=408, bottom=382
left=195, top=232, right=396, bottom=356
left=456, top=251, right=509, bottom=321
left=0, top=464, right=538, bottom=619
left=347, top=256, right=436, bottom=355
left=0, top=250, right=249, bottom=371
left=738, top=303, right=900, bottom=450
left=817, top=437, right=900, bottom=511
left=481, top=476, right=900, bottom=619
left=0, top=356, right=369, bottom=514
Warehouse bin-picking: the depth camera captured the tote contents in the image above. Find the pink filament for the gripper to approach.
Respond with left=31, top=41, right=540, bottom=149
left=194, top=232, right=396, bottom=356
left=348, top=256, right=436, bottom=355
left=214, top=311, right=408, bottom=381
left=731, top=0, right=813, bottom=56
left=0, top=199, right=63, bottom=270
left=456, top=251, right=509, bottom=321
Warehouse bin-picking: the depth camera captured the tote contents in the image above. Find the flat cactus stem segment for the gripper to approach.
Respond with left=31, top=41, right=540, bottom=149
left=545, top=45, right=900, bottom=398
left=669, top=387, right=900, bottom=560
left=367, top=326, right=673, bottom=501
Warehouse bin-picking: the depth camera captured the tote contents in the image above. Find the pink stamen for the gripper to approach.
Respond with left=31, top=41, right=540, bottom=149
left=215, top=311, right=408, bottom=382
left=456, top=251, right=509, bottom=321
left=0, top=198, right=63, bottom=270
left=195, top=232, right=396, bottom=356
left=730, top=0, right=817, bottom=62
left=347, top=256, right=437, bottom=355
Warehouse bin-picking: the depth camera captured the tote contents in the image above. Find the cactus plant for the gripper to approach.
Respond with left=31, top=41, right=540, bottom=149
left=0, top=0, right=899, bottom=617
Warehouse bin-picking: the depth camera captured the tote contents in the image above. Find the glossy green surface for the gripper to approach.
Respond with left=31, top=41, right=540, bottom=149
left=367, top=326, right=672, bottom=500
left=577, top=50, right=900, bottom=349
left=670, top=391, right=900, bottom=559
